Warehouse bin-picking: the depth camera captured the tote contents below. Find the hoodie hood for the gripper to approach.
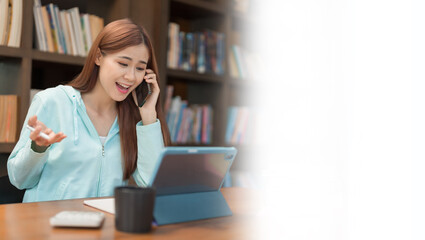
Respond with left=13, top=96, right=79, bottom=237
left=57, top=85, right=83, bottom=145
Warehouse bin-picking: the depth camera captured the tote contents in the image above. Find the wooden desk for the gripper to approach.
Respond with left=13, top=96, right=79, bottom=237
left=0, top=188, right=256, bottom=239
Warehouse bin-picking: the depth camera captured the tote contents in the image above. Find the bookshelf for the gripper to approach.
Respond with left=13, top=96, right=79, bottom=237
left=156, top=0, right=254, bottom=181
left=0, top=0, right=253, bottom=179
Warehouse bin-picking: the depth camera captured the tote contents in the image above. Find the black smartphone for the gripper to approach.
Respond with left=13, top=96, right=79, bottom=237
left=135, top=80, right=152, bottom=108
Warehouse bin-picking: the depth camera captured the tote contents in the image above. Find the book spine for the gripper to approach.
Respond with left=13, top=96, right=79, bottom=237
left=0, top=0, right=9, bottom=45
left=173, top=101, right=187, bottom=142
left=45, top=4, right=59, bottom=52
left=40, top=6, right=54, bottom=52
left=53, top=5, right=66, bottom=54
left=197, top=32, right=206, bottom=73
left=7, top=0, right=23, bottom=47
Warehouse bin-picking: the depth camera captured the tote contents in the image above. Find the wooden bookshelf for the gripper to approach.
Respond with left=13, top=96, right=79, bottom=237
left=0, top=0, right=252, bottom=174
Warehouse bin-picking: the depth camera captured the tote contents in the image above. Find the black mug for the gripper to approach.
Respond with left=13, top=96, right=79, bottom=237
left=114, top=186, right=156, bottom=233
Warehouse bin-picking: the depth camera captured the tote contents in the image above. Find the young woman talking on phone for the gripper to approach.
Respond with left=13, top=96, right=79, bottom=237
left=7, top=19, right=170, bottom=202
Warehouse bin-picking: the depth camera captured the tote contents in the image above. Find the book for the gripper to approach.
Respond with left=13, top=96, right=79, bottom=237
left=173, top=100, right=187, bottom=142
left=40, top=6, right=54, bottom=52
left=59, top=11, right=71, bottom=54
left=0, top=0, right=10, bottom=45
left=3, top=2, right=11, bottom=46
left=64, top=11, right=77, bottom=55
left=178, top=31, right=185, bottom=69
left=53, top=4, right=66, bottom=54
left=197, top=32, right=206, bottom=73
left=225, top=107, right=238, bottom=144
left=225, top=106, right=251, bottom=145
left=176, top=107, right=189, bottom=143
left=0, top=95, right=18, bottom=143
left=231, top=45, right=246, bottom=79
left=228, top=48, right=239, bottom=78
left=7, top=0, right=23, bottom=48
left=45, top=4, right=59, bottom=53
left=81, top=14, right=92, bottom=53
left=164, top=85, right=174, bottom=122
left=215, top=33, right=225, bottom=75
left=89, top=14, right=103, bottom=43
left=166, top=95, right=182, bottom=141
left=192, top=106, right=202, bottom=143
left=33, top=0, right=47, bottom=51
left=201, top=105, right=208, bottom=144
left=68, top=7, right=85, bottom=56
left=167, top=22, right=180, bottom=69
left=185, top=32, right=195, bottom=71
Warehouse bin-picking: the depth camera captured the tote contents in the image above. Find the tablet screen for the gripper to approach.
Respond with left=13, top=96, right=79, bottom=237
left=152, top=152, right=233, bottom=195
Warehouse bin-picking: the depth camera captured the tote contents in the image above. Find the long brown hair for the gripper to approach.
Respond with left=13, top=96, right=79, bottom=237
left=69, top=18, right=170, bottom=180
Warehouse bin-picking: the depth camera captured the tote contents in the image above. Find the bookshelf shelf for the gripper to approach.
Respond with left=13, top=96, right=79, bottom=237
left=0, top=143, right=16, bottom=153
left=31, top=51, right=86, bottom=66
left=0, top=46, right=26, bottom=59
left=167, top=69, right=225, bottom=83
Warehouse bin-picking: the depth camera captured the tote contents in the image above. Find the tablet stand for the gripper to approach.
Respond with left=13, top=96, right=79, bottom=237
left=153, top=190, right=232, bottom=225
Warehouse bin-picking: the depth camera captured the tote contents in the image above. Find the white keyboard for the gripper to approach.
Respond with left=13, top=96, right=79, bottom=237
left=50, top=211, right=105, bottom=228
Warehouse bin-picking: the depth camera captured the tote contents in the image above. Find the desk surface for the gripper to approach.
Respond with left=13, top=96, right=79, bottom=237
left=0, top=188, right=256, bottom=239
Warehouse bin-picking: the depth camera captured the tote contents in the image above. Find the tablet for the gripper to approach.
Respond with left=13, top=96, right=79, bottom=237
left=148, top=146, right=237, bottom=195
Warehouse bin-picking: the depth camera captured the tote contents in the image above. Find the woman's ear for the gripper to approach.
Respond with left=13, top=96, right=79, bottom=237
left=95, top=48, right=102, bottom=66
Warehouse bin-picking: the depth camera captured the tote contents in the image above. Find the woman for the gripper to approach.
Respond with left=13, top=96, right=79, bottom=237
left=7, top=18, right=170, bottom=202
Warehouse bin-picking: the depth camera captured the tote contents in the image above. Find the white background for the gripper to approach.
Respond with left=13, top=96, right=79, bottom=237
left=250, top=0, right=425, bottom=239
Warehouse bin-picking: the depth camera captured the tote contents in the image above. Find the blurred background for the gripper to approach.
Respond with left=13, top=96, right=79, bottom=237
left=254, top=0, right=424, bottom=239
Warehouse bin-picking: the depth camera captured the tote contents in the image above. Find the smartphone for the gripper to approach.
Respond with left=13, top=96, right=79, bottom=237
left=135, top=80, right=152, bottom=108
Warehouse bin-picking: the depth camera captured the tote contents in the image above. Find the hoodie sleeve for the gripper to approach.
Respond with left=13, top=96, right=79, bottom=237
left=132, top=119, right=164, bottom=187
left=7, top=95, right=51, bottom=190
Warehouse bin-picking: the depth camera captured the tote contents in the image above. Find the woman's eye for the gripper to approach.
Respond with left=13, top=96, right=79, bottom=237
left=136, top=67, right=145, bottom=71
left=118, top=62, right=128, bottom=67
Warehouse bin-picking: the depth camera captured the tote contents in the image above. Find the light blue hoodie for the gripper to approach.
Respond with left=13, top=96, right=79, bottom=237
left=7, top=85, right=164, bottom=202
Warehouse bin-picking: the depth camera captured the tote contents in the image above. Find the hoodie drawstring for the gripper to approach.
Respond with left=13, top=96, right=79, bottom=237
left=72, top=94, right=79, bottom=145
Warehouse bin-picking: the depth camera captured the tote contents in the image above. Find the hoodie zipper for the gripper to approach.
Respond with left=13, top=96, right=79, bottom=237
left=97, top=142, right=105, bottom=197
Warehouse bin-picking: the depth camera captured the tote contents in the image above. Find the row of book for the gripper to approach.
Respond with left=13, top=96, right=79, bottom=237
left=0, top=0, right=23, bottom=47
left=33, top=0, right=104, bottom=56
left=228, top=45, right=260, bottom=80
left=225, top=106, right=250, bottom=145
left=163, top=86, right=213, bottom=144
left=167, top=22, right=226, bottom=75
left=0, top=95, right=18, bottom=143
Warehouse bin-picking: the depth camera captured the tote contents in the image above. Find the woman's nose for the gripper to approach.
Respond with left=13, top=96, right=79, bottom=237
left=124, top=68, right=136, bottom=81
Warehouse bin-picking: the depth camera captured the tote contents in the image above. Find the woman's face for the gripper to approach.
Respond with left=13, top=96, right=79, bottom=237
left=95, top=44, right=149, bottom=102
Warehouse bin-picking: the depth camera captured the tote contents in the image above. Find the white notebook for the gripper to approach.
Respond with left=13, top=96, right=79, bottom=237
left=83, top=198, right=115, bottom=214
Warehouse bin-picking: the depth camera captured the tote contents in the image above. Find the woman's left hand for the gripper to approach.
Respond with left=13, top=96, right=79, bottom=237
left=132, top=69, right=159, bottom=125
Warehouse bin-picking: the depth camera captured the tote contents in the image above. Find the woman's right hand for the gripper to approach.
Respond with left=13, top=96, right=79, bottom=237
left=28, top=115, right=67, bottom=147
